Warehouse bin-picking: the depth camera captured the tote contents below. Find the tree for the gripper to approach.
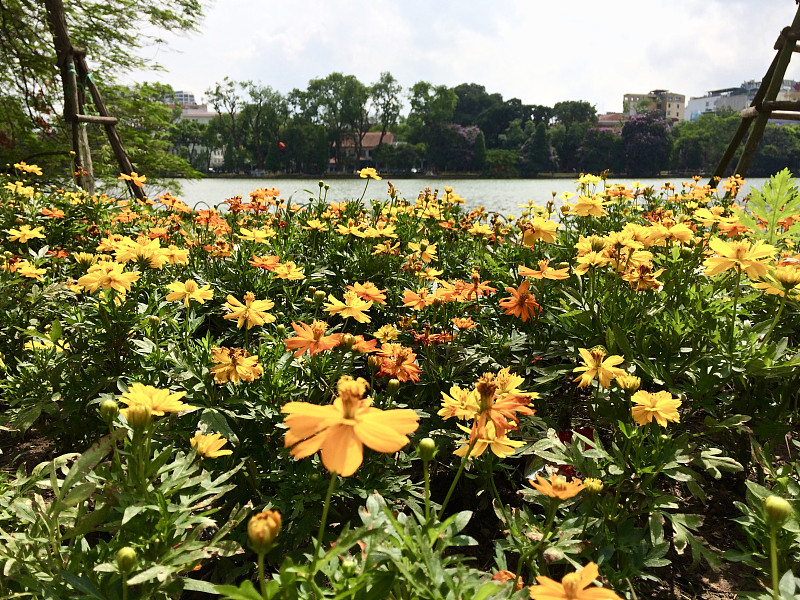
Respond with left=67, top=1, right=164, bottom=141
left=239, top=83, right=288, bottom=171
left=206, top=78, right=246, bottom=171
left=520, top=122, right=553, bottom=177
left=370, top=72, right=402, bottom=147
left=295, top=73, right=369, bottom=171
left=577, top=128, right=624, bottom=174
left=0, top=0, right=204, bottom=178
left=621, top=112, right=672, bottom=177
left=671, top=109, right=740, bottom=174
left=407, top=81, right=458, bottom=143
left=452, top=83, right=502, bottom=126
left=91, top=82, right=199, bottom=186
left=552, top=100, right=597, bottom=131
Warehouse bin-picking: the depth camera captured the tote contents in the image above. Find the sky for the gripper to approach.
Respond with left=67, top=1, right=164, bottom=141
left=134, top=0, right=800, bottom=115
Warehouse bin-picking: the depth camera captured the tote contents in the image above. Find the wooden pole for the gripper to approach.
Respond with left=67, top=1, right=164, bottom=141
left=73, top=53, right=146, bottom=201
left=43, top=0, right=94, bottom=194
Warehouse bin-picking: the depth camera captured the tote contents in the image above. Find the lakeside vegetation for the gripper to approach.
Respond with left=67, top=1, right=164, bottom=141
left=0, top=164, right=798, bottom=599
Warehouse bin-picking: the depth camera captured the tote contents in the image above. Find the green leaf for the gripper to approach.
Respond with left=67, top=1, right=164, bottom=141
left=61, top=481, right=96, bottom=506
left=59, top=571, right=106, bottom=600
left=61, top=430, right=125, bottom=498
left=183, top=577, right=220, bottom=594
left=213, top=581, right=265, bottom=600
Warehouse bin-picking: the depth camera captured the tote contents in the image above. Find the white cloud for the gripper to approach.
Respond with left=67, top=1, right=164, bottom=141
left=130, top=0, right=800, bottom=112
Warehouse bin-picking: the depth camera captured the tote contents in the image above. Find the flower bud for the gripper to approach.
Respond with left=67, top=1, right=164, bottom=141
left=248, top=509, right=282, bottom=553
left=584, top=478, right=604, bottom=494
left=99, top=400, right=119, bottom=424
left=147, top=315, right=160, bottom=326
left=386, top=378, right=400, bottom=396
left=339, top=333, right=355, bottom=351
left=116, top=547, right=137, bottom=573
left=125, top=403, right=151, bottom=430
left=368, top=355, right=382, bottom=371
left=616, top=374, right=641, bottom=392
left=275, top=324, right=286, bottom=337
left=764, top=495, right=792, bottom=526
left=318, top=180, right=324, bottom=188
left=418, top=437, right=437, bottom=462
left=340, top=559, right=357, bottom=577
left=314, top=290, right=326, bottom=304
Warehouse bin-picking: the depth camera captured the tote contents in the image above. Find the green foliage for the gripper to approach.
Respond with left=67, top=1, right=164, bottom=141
left=738, top=168, right=800, bottom=245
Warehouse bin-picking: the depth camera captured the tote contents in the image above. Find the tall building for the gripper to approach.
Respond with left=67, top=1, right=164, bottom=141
left=685, top=79, right=800, bottom=121
left=172, top=90, right=197, bottom=108
left=623, top=89, right=685, bottom=122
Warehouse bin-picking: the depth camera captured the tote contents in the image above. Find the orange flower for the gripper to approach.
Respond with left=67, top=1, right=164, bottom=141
left=498, top=280, right=541, bottom=322
left=249, top=254, right=280, bottom=271
left=631, top=390, right=681, bottom=427
left=402, top=288, right=432, bottom=310
left=376, top=343, right=422, bottom=382
left=118, top=171, right=146, bottom=187
left=282, top=376, right=418, bottom=477
left=519, top=260, right=570, bottom=280
left=284, top=320, right=341, bottom=357
left=41, top=207, right=65, bottom=219
left=529, top=562, right=621, bottom=600
left=347, top=281, right=387, bottom=305
left=529, top=473, right=585, bottom=500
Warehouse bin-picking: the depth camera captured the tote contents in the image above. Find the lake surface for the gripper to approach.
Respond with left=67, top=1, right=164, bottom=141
left=171, top=176, right=768, bottom=216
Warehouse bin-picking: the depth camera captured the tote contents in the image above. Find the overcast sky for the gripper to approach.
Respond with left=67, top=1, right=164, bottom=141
left=134, top=0, right=800, bottom=115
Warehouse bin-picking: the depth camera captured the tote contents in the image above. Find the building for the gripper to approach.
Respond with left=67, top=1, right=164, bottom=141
left=623, top=89, right=685, bottom=122
left=685, top=79, right=800, bottom=121
left=172, top=90, right=197, bottom=108
left=340, top=131, right=397, bottom=169
left=180, top=104, right=218, bottom=126
left=596, top=112, right=625, bottom=130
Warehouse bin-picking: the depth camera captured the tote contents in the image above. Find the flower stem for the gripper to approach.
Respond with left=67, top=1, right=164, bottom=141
left=438, top=437, right=477, bottom=519
left=770, top=523, right=780, bottom=600
left=423, top=456, right=432, bottom=522
left=258, top=551, right=267, bottom=598
left=762, top=293, right=787, bottom=346
left=729, top=269, right=742, bottom=353
left=312, top=472, right=338, bottom=571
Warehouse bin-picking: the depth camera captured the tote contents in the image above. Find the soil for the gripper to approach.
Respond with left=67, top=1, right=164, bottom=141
left=0, top=426, right=58, bottom=475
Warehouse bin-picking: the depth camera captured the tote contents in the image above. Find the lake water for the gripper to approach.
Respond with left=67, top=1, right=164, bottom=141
left=171, top=176, right=769, bottom=216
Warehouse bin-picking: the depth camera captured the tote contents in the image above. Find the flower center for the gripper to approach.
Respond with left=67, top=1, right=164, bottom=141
left=561, top=572, right=582, bottom=599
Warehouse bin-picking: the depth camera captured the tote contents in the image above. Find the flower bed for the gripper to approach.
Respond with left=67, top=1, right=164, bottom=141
left=0, top=165, right=798, bottom=599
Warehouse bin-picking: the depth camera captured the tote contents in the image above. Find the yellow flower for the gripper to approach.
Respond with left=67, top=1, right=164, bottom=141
left=237, top=227, right=274, bottom=243
left=210, top=347, right=264, bottom=384
left=224, top=292, right=275, bottom=329
left=358, top=167, right=382, bottom=180
left=282, top=375, right=419, bottom=477
left=77, top=262, right=140, bottom=294
left=273, top=261, right=305, bottom=280
left=373, top=324, right=400, bottom=343
left=324, top=291, right=373, bottom=323
left=570, top=195, right=610, bottom=217
left=190, top=432, right=233, bottom=458
left=118, top=171, right=146, bottom=187
left=529, top=562, right=621, bottom=600
left=521, top=216, right=559, bottom=245
left=14, top=162, right=43, bottom=175
left=8, top=224, right=45, bottom=243
left=119, top=382, right=194, bottom=420
left=703, top=237, right=776, bottom=280
left=573, top=347, right=625, bottom=388
left=453, top=421, right=524, bottom=458
left=15, top=260, right=46, bottom=280
left=631, top=390, right=681, bottom=427
left=408, top=239, right=437, bottom=263
left=165, top=279, right=213, bottom=306
left=529, top=473, right=585, bottom=500
left=438, top=385, right=480, bottom=420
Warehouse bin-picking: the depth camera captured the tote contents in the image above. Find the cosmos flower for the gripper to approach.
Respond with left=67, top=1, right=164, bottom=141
left=284, top=320, right=341, bottom=357
left=324, top=291, right=373, bottom=323
left=119, top=383, right=194, bottom=420
left=572, top=347, right=626, bottom=389
left=631, top=390, right=681, bottom=427
left=703, top=237, right=776, bottom=280
left=529, top=473, right=585, bottom=500
left=165, top=279, right=213, bottom=306
left=223, top=292, right=276, bottom=329
left=498, top=280, right=541, bottom=322
left=191, top=432, right=233, bottom=458
left=8, top=224, right=45, bottom=243
left=210, top=347, right=264, bottom=384
left=529, top=562, right=621, bottom=600
left=282, top=375, right=418, bottom=477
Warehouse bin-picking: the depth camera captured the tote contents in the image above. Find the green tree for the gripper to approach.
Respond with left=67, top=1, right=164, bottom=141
left=577, top=128, right=624, bottom=174
left=671, top=109, right=740, bottom=174
left=0, top=0, right=204, bottom=179
left=552, top=100, right=598, bottom=131
left=370, top=72, right=402, bottom=147
left=89, top=82, right=199, bottom=187
left=520, top=122, right=553, bottom=176
left=621, top=112, right=672, bottom=177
